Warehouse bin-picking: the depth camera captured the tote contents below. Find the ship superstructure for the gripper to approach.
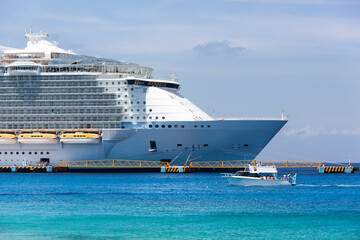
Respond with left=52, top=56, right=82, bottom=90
left=0, top=30, right=287, bottom=166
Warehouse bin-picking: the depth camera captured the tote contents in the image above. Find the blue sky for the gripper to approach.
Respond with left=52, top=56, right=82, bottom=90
left=0, top=0, right=359, bottom=162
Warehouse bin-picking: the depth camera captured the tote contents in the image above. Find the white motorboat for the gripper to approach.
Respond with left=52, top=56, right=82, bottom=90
left=223, top=164, right=296, bottom=186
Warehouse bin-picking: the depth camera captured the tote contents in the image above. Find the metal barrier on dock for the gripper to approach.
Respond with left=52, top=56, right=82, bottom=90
left=189, top=160, right=322, bottom=168
left=58, top=159, right=162, bottom=168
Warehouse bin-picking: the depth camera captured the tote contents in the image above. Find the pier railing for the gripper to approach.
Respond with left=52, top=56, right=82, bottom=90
left=58, top=159, right=322, bottom=169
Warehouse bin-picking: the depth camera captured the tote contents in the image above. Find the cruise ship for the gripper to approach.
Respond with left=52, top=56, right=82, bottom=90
left=0, top=30, right=287, bottom=166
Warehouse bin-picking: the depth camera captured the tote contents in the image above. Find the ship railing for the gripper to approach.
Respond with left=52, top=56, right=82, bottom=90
left=217, top=117, right=288, bottom=121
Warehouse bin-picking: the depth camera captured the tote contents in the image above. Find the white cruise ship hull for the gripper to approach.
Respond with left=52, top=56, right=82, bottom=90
left=0, top=139, right=17, bottom=144
left=60, top=138, right=101, bottom=144
left=18, top=139, right=58, bottom=144
left=0, top=119, right=286, bottom=166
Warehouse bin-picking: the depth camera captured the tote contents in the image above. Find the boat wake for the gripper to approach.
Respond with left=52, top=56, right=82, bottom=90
left=297, top=184, right=360, bottom=187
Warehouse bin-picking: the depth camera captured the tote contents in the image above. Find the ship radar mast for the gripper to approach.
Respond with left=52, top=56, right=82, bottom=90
left=25, top=28, right=49, bottom=44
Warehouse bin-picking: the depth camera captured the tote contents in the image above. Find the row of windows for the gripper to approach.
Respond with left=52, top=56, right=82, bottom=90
left=0, top=123, right=122, bottom=129
left=119, top=100, right=146, bottom=105
left=0, top=75, right=97, bottom=81
left=0, top=81, right=98, bottom=88
left=0, top=115, right=123, bottom=122
left=0, top=151, right=50, bottom=155
left=148, top=124, right=211, bottom=129
left=0, top=108, right=122, bottom=115
left=0, top=94, right=115, bottom=101
left=0, top=88, right=104, bottom=94
left=0, top=100, right=116, bottom=107
left=99, top=81, right=127, bottom=86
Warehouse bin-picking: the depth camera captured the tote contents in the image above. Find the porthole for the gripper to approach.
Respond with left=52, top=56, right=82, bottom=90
left=194, top=125, right=197, bottom=128
left=125, top=101, right=128, bottom=104
left=46, top=152, right=49, bottom=155
left=174, top=125, right=178, bottom=128
left=162, top=117, right=165, bottom=119
left=149, top=109, right=152, bottom=112
left=155, top=125, right=159, bottom=128
left=124, top=117, right=127, bottom=119
left=201, top=125, right=204, bottom=128
left=143, top=117, right=146, bottom=119
left=4, top=152, right=7, bottom=155
left=118, top=82, right=121, bottom=85
left=181, top=125, right=185, bottom=128
left=161, top=125, right=165, bottom=128
left=118, top=88, right=120, bottom=91
left=35, top=152, right=37, bottom=155
left=149, top=125, right=153, bottom=128
left=143, top=101, right=146, bottom=104
left=131, top=101, right=133, bottom=104
left=100, top=82, right=103, bottom=85
left=106, top=82, right=108, bottom=85
left=130, top=117, right=133, bottom=119
left=143, top=109, right=146, bottom=112
left=137, top=101, right=140, bottom=104
left=16, top=152, right=19, bottom=155
left=131, top=88, right=134, bottom=91
left=125, top=95, right=128, bottom=98
left=137, top=109, right=140, bottom=112
left=125, top=88, right=127, bottom=91
left=29, top=152, right=32, bottom=155
left=41, top=152, right=43, bottom=155
left=137, top=117, right=139, bottom=119
left=112, top=82, right=114, bottom=85
left=155, top=117, right=158, bottom=119
left=22, top=152, right=25, bottom=155
left=168, top=125, right=172, bottom=128
left=207, top=125, right=211, bottom=128
left=10, top=152, right=13, bottom=155
left=149, top=117, right=152, bottom=119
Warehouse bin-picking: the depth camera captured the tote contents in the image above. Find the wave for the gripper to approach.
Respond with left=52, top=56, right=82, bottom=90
left=297, top=184, right=360, bottom=187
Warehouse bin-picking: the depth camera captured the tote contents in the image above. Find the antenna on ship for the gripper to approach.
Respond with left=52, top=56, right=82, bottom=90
left=281, top=110, right=285, bottom=120
left=25, top=27, right=49, bottom=44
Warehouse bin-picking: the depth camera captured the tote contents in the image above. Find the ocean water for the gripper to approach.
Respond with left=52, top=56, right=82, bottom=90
left=0, top=168, right=359, bottom=239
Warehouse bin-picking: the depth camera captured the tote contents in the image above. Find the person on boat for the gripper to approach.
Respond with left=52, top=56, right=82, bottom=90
left=287, top=173, right=291, bottom=181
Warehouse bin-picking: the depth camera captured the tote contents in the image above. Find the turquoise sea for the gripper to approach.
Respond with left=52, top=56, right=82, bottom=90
left=0, top=168, right=359, bottom=239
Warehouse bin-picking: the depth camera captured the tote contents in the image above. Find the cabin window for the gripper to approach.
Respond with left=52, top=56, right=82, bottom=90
left=177, top=144, right=182, bottom=147
left=204, top=144, right=208, bottom=147
left=244, top=144, right=249, bottom=147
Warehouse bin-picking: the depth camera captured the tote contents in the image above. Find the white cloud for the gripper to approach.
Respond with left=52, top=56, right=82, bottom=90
left=282, top=126, right=360, bottom=137
left=193, top=40, right=246, bottom=57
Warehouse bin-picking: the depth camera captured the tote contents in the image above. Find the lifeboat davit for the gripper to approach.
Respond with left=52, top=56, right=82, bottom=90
left=60, top=132, right=101, bottom=144
left=18, top=132, right=58, bottom=144
left=0, top=133, right=17, bottom=144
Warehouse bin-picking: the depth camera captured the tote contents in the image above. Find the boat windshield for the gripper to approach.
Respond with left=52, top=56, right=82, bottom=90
left=234, top=171, right=259, bottom=177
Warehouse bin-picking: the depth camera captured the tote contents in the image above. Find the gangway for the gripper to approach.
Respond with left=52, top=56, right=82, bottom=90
left=58, top=159, right=322, bottom=170
left=189, top=160, right=321, bottom=168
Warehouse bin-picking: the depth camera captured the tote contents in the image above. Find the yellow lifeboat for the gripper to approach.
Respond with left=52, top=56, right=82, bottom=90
left=18, top=132, right=58, bottom=144
left=0, top=133, right=17, bottom=144
left=60, top=132, right=101, bottom=144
